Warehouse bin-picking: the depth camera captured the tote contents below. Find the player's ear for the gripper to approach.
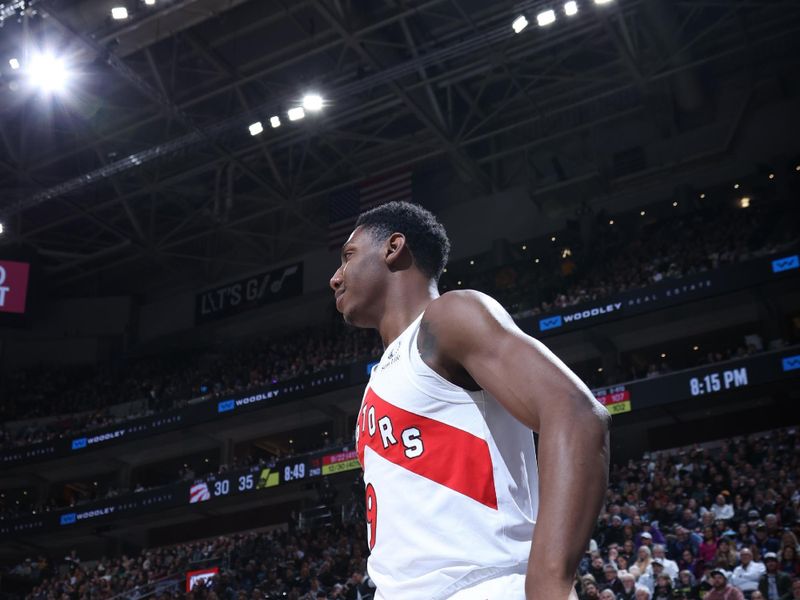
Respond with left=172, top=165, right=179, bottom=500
left=385, top=233, right=410, bottom=269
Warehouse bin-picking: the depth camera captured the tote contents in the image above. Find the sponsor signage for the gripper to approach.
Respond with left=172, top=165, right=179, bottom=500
left=594, top=386, right=631, bottom=415
left=526, top=252, right=799, bottom=337
left=321, top=450, right=360, bottom=475
left=2, top=369, right=351, bottom=468
left=195, top=262, right=303, bottom=324
left=1, top=446, right=356, bottom=539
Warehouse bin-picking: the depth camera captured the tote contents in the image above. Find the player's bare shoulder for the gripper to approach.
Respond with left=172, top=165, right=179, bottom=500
left=419, top=290, right=516, bottom=389
left=421, top=290, right=515, bottom=346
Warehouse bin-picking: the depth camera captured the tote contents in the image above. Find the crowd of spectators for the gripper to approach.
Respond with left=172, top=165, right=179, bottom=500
left=0, top=195, right=797, bottom=453
left=11, top=523, right=376, bottom=600
left=4, top=427, right=798, bottom=599
left=452, top=196, right=799, bottom=320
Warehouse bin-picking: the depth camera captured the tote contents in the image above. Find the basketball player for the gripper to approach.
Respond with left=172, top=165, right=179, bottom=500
left=329, top=202, right=610, bottom=600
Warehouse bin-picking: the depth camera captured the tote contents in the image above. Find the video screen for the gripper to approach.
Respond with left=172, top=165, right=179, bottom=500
left=0, top=260, right=30, bottom=314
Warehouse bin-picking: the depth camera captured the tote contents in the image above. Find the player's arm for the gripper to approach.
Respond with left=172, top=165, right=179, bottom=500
left=420, top=290, right=610, bottom=600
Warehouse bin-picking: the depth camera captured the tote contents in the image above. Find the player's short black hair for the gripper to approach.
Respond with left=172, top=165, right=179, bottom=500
left=355, top=201, right=450, bottom=280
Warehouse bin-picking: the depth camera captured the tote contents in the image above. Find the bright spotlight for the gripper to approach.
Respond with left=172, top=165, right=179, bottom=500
left=594, top=0, right=613, bottom=4
left=302, top=94, right=324, bottom=111
left=28, top=53, right=69, bottom=93
left=9, top=57, right=20, bottom=70
left=287, top=106, right=305, bottom=121
left=537, top=9, right=556, bottom=26
left=512, top=15, right=529, bottom=33
left=564, top=1, right=578, bottom=16
left=144, top=0, right=156, bottom=4
left=739, top=197, right=751, bottom=208
left=248, top=121, right=264, bottom=136
left=0, top=222, right=4, bottom=235
left=270, top=116, right=281, bottom=128
left=111, top=6, right=129, bottom=19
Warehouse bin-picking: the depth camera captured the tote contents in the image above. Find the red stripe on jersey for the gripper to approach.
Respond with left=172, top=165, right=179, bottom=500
left=356, top=387, right=498, bottom=510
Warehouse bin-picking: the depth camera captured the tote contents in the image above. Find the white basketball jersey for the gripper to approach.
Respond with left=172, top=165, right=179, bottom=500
left=355, top=312, right=539, bottom=600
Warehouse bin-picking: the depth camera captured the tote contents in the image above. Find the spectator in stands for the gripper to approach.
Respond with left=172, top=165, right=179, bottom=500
left=731, top=547, right=765, bottom=596
left=601, top=563, right=625, bottom=595
left=652, top=545, right=678, bottom=579
left=635, top=586, right=652, bottom=600
left=618, top=572, right=637, bottom=600
left=600, top=590, right=618, bottom=600
left=758, top=553, right=792, bottom=599
left=674, top=570, right=699, bottom=600
left=671, top=527, right=702, bottom=560
left=638, top=559, right=667, bottom=594
left=716, top=537, right=739, bottom=570
left=703, top=568, right=744, bottom=600
left=700, top=527, right=720, bottom=565
left=712, top=494, right=735, bottom=521
left=789, top=579, right=800, bottom=600
left=755, top=524, right=783, bottom=558
left=635, top=546, right=654, bottom=578
left=652, top=573, right=674, bottom=600
left=582, top=581, right=601, bottom=600
left=736, top=522, right=757, bottom=551
left=606, top=515, right=627, bottom=547
left=779, top=545, right=800, bottom=577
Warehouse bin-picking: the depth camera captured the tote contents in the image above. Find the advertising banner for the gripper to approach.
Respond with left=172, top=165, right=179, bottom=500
left=522, top=253, right=799, bottom=338
left=195, top=262, right=303, bottom=324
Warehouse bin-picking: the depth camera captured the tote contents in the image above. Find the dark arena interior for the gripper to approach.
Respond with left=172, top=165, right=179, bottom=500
left=1, top=0, right=800, bottom=598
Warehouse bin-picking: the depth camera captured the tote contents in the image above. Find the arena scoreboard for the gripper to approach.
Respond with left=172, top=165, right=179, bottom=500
left=187, top=448, right=360, bottom=505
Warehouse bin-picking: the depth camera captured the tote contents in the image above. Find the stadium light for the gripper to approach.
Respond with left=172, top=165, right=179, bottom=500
left=9, top=57, right=20, bottom=70
left=248, top=121, right=263, bottom=136
left=287, top=106, right=305, bottom=121
left=609, top=219, right=614, bottom=225
left=28, top=53, right=69, bottom=93
left=564, top=1, right=578, bottom=16
left=145, top=0, right=156, bottom=4
left=512, top=15, right=529, bottom=33
left=640, top=210, right=646, bottom=216
left=0, top=222, right=4, bottom=235
left=111, top=6, right=129, bottom=19
left=739, top=197, right=751, bottom=208
left=672, top=201, right=678, bottom=207
left=270, top=116, right=281, bottom=128
left=302, top=93, right=324, bottom=111
left=594, top=0, right=613, bottom=4
left=537, top=9, right=556, bottom=26
left=768, top=173, right=775, bottom=180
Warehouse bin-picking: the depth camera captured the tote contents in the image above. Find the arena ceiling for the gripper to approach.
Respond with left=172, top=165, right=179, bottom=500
left=0, top=0, right=799, bottom=297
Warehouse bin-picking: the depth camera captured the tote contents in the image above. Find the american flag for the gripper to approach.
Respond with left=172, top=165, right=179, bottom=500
left=327, top=170, right=413, bottom=250
left=189, top=482, right=211, bottom=504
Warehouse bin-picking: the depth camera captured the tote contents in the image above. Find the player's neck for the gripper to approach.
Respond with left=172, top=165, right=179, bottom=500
left=377, top=277, right=439, bottom=347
